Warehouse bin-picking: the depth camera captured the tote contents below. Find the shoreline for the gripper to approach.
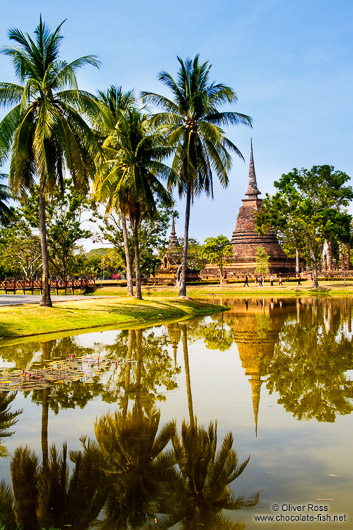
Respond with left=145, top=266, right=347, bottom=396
left=0, top=297, right=226, bottom=341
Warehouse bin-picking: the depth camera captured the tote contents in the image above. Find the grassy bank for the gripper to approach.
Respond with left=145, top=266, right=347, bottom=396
left=90, top=280, right=353, bottom=298
left=0, top=297, right=225, bottom=339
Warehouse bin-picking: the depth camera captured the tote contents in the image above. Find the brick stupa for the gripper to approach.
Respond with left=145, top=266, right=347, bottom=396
left=231, top=140, right=295, bottom=275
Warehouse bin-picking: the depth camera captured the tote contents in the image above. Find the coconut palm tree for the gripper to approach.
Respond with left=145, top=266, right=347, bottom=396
left=142, top=55, right=252, bottom=296
left=93, top=107, right=174, bottom=299
left=0, top=17, right=100, bottom=306
left=94, top=86, right=136, bottom=296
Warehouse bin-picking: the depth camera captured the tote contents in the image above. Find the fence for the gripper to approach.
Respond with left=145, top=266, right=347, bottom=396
left=0, top=278, right=96, bottom=295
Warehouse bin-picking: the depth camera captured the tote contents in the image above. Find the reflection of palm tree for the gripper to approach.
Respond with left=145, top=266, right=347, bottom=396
left=0, top=441, right=106, bottom=530
left=95, top=406, right=176, bottom=528
left=0, top=392, right=21, bottom=457
left=40, top=340, right=55, bottom=467
left=174, top=322, right=258, bottom=528
left=180, top=323, right=195, bottom=431
left=168, top=419, right=258, bottom=529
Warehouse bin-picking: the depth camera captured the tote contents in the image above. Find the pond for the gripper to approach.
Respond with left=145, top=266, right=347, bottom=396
left=0, top=297, right=352, bottom=529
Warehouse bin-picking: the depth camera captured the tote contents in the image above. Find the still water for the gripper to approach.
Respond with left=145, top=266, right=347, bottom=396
left=0, top=297, right=352, bottom=529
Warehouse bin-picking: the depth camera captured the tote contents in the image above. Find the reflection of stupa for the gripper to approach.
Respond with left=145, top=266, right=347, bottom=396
left=224, top=298, right=296, bottom=435
left=166, top=322, right=181, bottom=366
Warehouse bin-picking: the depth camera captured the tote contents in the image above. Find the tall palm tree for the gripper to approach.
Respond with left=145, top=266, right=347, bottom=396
left=0, top=173, right=14, bottom=225
left=0, top=17, right=100, bottom=306
left=142, top=55, right=252, bottom=296
left=93, top=108, right=173, bottom=299
left=94, top=85, right=136, bottom=296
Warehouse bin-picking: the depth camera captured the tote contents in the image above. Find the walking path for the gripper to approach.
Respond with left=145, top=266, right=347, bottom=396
left=0, top=295, right=89, bottom=306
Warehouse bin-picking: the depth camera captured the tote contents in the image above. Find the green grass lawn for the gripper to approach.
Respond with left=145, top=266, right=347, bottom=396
left=0, top=297, right=226, bottom=339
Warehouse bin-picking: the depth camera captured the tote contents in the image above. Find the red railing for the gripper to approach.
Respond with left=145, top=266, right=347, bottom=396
left=0, top=278, right=96, bottom=294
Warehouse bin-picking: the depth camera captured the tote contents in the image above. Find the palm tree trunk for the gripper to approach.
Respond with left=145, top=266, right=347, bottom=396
left=132, top=219, right=142, bottom=300
left=39, top=182, right=52, bottom=307
left=122, top=213, right=133, bottom=296
left=179, top=185, right=191, bottom=297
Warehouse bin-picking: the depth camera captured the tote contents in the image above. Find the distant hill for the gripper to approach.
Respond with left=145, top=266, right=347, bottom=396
left=85, top=248, right=112, bottom=258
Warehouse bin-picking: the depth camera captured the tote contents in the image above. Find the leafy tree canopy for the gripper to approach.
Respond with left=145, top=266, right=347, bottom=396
left=254, top=246, right=270, bottom=275
left=200, top=235, right=232, bottom=285
left=256, top=165, right=353, bottom=286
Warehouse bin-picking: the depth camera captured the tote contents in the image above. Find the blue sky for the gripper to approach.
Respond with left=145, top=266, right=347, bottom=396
left=1, top=0, right=353, bottom=246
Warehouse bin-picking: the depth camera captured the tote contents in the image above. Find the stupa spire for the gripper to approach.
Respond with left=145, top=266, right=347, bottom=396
left=167, top=216, right=179, bottom=250
left=245, top=138, right=261, bottom=198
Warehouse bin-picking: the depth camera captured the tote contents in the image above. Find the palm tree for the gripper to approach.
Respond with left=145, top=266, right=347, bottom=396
left=93, top=85, right=136, bottom=296
left=93, top=107, right=173, bottom=299
left=142, top=55, right=252, bottom=296
left=0, top=17, right=100, bottom=306
left=0, top=173, right=14, bottom=225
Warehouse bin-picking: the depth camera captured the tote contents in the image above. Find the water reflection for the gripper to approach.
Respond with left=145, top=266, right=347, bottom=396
left=0, top=440, right=106, bottom=530
left=0, top=297, right=353, bottom=528
left=0, top=393, right=21, bottom=457
left=0, top=410, right=256, bottom=529
left=265, top=300, right=353, bottom=422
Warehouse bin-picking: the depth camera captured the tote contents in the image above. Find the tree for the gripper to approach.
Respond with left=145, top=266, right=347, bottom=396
left=0, top=213, right=41, bottom=279
left=20, top=179, right=92, bottom=284
left=0, top=17, right=100, bottom=305
left=93, top=198, right=178, bottom=279
left=254, top=247, right=270, bottom=275
left=200, top=235, right=232, bottom=285
left=256, top=165, right=353, bottom=287
left=93, top=107, right=173, bottom=299
left=0, top=174, right=13, bottom=225
left=93, top=85, right=136, bottom=295
left=142, top=55, right=252, bottom=297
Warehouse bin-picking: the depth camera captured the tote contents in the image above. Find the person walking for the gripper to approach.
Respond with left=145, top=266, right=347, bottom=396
left=259, top=275, right=263, bottom=287
left=278, top=275, right=282, bottom=286
left=297, top=275, right=302, bottom=286
left=243, top=274, right=249, bottom=287
left=270, top=274, right=274, bottom=286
